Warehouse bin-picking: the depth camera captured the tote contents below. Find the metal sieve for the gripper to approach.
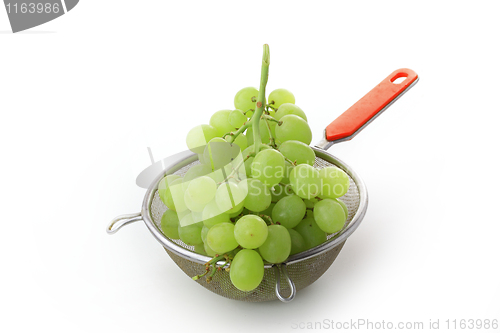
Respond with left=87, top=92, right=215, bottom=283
left=107, top=68, right=419, bottom=302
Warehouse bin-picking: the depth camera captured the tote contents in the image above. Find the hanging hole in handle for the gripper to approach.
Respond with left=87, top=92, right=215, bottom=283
left=391, top=72, right=408, bottom=84
left=274, top=264, right=296, bottom=302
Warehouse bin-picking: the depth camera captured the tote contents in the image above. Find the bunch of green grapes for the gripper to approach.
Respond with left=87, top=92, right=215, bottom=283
left=158, top=45, right=351, bottom=292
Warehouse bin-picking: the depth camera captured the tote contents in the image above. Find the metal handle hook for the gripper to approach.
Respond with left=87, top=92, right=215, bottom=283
left=273, top=263, right=296, bottom=302
left=107, top=213, right=142, bottom=234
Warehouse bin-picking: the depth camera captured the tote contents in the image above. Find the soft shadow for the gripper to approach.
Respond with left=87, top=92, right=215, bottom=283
left=0, top=30, right=56, bottom=34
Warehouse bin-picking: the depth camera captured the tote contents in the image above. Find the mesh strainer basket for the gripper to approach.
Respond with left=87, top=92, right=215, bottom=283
left=107, top=68, right=418, bottom=302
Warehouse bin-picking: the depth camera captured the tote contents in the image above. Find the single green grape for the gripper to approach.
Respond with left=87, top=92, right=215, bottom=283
left=289, top=164, right=322, bottom=199
left=186, top=124, right=218, bottom=154
left=182, top=163, right=212, bottom=191
left=279, top=140, right=315, bottom=166
left=158, top=174, right=181, bottom=206
left=201, top=225, right=210, bottom=243
left=259, top=224, right=291, bottom=263
left=275, top=115, right=312, bottom=145
left=270, top=183, right=293, bottom=203
left=275, top=103, right=307, bottom=121
left=160, top=209, right=180, bottom=239
left=272, top=194, right=307, bottom=228
left=288, top=228, right=307, bottom=255
left=215, top=182, right=246, bottom=214
left=241, top=178, right=271, bottom=212
left=184, top=190, right=206, bottom=212
left=335, top=198, right=349, bottom=219
left=319, top=166, right=350, bottom=199
left=234, top=214, right=268, bottom=249
left=228, top=109, right=247, bottom=128
left=294, top=216, right=327, bottom=249
left=178, top=216, right=203, bottom=245
left=268, top=89, right=295, bottom=110
left=251, top=149, right=285, bottom=188
left=230, top=249, right=264, bottom=291
left=303, top=197, right=319, bottom=209
left=210, top=109, right=236, bottom=137
left=166, top=178, right=188, bottom=213
left=193, top=243, right=207, bottom=255
left=206, top=222, right=239, bottom=254
left=242, top=145, right=271, bottom=177
left=234, top=87, right=258, bottom=115
left=313, top=199, right=346, bottom=234
left=203, top=137, right=241, bottom=172
left=204, top=241, right=218, bottom=256
left=224, top=133, right=248, bottom=152
left=187, top=176, right=217, bottom=206
left=202, top=200, right=231, bottom=228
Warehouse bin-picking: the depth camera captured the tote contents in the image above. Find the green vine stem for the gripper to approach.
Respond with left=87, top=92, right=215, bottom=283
left=252, top=44, right=271, bottom=155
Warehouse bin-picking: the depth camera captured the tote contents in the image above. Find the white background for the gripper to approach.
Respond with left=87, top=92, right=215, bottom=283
left=1, top=1, right=499, bottom=332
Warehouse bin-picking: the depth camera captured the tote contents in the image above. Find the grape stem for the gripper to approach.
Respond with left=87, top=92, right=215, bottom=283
left=266, top=103, right=277, bottom=111
left=283, top=156, right=297, bottom=166
left=251, top=44, right=271, bottom=155
left=218, top=153, right=254, bottom=184
left=226, top=122, right=252, bottom=143
left=262, top=115, right=281, bottom=125
left=259, top=214, right=274, bottom=225
left=262, top=117, right=277, bottom=149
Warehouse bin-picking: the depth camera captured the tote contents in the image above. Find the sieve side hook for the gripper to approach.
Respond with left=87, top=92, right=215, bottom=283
left=274, top=263, right=296, bottom=302
left=107, top=213, right=142, bottom=234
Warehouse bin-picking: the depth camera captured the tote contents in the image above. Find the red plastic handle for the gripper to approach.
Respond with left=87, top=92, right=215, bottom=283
left=325, top=68, right=418, bottom=143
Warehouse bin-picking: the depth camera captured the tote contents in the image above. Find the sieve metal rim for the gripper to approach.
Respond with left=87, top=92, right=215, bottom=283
left=139, top=146, right=368, bottom=267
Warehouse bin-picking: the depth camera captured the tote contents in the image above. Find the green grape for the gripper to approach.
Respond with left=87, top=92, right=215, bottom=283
left=303, top=197, right=319, bottom=209
left=186, top=124, right=218, bottom=153
left=241, top=178, right=271, bottom=212
left=182, top=163, right=212, bottom=191
left=280, top=161, right=294, bottom=185
left=228, top=109, right=247, bottom=128
left=187, top=176, right=217, bottom=206
left=279, top=140, right=315, bottom=166
left=160, top=209, right=180, bottom=239
left=158, top=174, right=181, bottom=206
left=270, top=184, right=293, bottom=202
left=202, top=200, right=230, bottom=227
left=242, top=145, right=271, bottom=177
left=251, top=149, right=285, bottom=188
left=275, top=115, right=312, bottom=145
left=313, top=199, right=346, bottom=234
left=166, top=178, right=188, bottom=213
left=294, top=216, right=327, bottom=249
left=224, top=133, right=247, bottom=152
left=204, top=241, right=218, bottom=256
left=272, top=194, right=306, bottom=228
left=288, top=228, right=307, bottom=255
left=198, top=153, right=207, bottom=165
left=268, top=89, right=295, bottom=110
left=206, top=222, right=239, bottom=254
left=201, top=225, right=210, bottom=243
left=260, top=202, right=275, bottom=217
left=234, top=87, right=258, bottom=115
left=230, top=249, right=264, bottom=291
left=203, top=138, right=240, bottom=172
left=215, top=182, right=246, bottom=214
left=178, top=216, right=203, bottom=245
left=184, top=190, right=206, bottom=212
left=193, top=243, right=207, bottom=255
left=234, top=215, right=268, bottom=249
left=210, top=109, right=236, bottom=137
left=259, top=224, right=291, bottom=263
left=275, top=103, right=307, bottom=121
left=335, top=198, right=349, bottom=219
left=289, top=164, right=321, bottom=199
left=319, top=166, right=350, bottom=199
